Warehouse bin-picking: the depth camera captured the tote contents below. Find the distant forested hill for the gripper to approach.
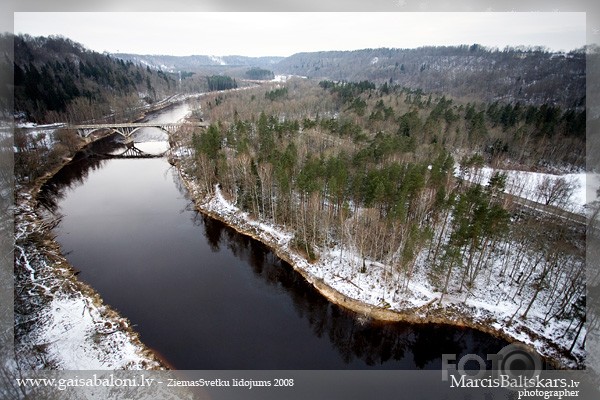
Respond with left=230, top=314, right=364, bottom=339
left=273, top=46, right=586, bottom=109
left=11, top=34, right=177, bottom=123
left=111, top=45, right=586, bottom=110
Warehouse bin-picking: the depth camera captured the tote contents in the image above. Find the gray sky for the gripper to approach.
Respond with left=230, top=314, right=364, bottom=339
left=14, top=12, right=586, bottom=57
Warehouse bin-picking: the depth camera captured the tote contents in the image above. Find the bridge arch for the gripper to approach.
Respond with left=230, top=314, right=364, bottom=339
left=77, top=127, right=104, bottom=138
left=126, top=125, right=173, bottom=137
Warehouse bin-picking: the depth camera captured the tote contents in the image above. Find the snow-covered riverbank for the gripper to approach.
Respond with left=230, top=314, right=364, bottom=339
left=171, top=159, right=586, bottom=369
left=14, top=188, right=165, bottom=370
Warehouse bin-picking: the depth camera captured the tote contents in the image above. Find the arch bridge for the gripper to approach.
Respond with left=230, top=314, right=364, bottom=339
left=67, top=122, right=208, bottom=139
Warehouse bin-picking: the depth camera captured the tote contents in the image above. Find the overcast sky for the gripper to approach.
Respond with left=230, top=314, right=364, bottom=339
left=14, top=12, right=586, bottom=57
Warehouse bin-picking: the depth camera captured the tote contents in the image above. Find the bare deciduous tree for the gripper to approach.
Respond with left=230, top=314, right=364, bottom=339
left=536, top=175, right=579, bottom=208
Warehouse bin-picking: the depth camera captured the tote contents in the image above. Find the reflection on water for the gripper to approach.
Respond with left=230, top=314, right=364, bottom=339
left=194, top=212, right=506, bottom=369
left=38, top=135, right=115, bottom=212
left=37, top=103, right=509, bottom=370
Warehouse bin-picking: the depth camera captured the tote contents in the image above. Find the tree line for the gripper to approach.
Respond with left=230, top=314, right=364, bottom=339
left=245, top=67, right=274, bottom=80
left=206, top=75, right=237, bottom=91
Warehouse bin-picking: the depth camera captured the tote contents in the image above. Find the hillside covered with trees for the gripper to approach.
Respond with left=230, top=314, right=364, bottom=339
left=11, top=34, right=178, bottom=123
left=274, top=46, right=586, bottom=110
left=112, top=53, right=284, bottom=72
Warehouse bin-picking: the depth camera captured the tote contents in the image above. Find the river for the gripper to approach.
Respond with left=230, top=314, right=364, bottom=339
left=38, top=103, right=508, bottom=370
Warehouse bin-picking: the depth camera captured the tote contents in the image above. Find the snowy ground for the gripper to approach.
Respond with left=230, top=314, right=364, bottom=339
left=24, top=295, right=154, bottom=370
left=272, top=74, right=307, bottom=82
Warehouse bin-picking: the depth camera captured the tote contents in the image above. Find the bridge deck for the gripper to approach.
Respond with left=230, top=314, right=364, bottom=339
left=68, top=122, right=208, bottom=129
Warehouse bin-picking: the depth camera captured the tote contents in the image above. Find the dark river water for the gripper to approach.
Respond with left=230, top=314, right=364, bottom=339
left=38, top=104, right=508, bottom=370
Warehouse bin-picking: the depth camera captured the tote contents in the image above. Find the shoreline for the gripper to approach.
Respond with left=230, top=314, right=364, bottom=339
left=169, top=158, right=577, bottom=371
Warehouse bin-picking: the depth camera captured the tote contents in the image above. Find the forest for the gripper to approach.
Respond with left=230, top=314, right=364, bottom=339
left=11, top=34, right=178, bottom=123
left=245, top=67, right=275, bottom=80
left=172, top=77, right=588, bottom=361
left=206, top=75, right=238, bottom=91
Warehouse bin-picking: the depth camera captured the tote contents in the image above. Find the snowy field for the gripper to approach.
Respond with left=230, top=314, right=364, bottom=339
left=461, top=166, right=599, bottom=215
